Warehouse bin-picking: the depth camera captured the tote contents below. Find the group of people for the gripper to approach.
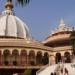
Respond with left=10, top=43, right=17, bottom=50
left=60, top=68, right=69, bottom=75
left=50, top=67, right=69, bottom=75
left=50, top=72, right=56, bottom=75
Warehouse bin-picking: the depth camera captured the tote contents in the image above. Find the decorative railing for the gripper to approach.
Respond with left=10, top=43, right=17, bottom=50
left=0, top=65, right=45, bottom=69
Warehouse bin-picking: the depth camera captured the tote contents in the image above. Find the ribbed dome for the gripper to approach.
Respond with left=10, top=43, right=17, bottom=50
left=0, top=2, right=30, bottom=39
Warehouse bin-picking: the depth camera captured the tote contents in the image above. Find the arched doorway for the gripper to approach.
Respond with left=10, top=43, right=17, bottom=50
left=55, top=52, right=61, bottom=64
left=12, top=49, right=19, bottom=66
left=36, top=51, right=42, bottom=65
left=3, top=49, right=10, bottom=65
left=64, top=52, right=71, bottom=63
left=20, top=50, right=27, bottom=66
left=42, top=52, right=49, bottom=65
left=29, top=50, right=35, bottom=65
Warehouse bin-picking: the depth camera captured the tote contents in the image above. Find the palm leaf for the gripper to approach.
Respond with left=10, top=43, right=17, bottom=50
left=7, top=0, right=12, bottom=2
left=17, top=0, right=30, bottom=5
left=7, top=0, right=30, bottom=6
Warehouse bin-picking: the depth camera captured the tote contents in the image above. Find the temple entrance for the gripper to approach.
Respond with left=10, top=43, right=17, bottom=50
left=55, top=53, right=61, bottom=64
left=64, top=52, right=71, bottom=63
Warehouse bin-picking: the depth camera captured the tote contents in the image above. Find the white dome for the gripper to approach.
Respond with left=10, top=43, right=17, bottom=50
left=0, top=6, right=30, bottom=39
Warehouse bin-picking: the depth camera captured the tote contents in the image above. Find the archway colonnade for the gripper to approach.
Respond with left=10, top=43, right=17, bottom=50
left=55, top=51, right=72, bottom=64
left=0, top=49, right=49, bottom=66
left=0, top=49, right=72, bottom=66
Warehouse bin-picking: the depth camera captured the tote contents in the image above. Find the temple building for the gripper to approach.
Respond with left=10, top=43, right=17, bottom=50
left=37, top=21, right=75, bottom=75
left=42, top=19, right=75, bottom=64
left=0, top=1, right=52, bottom=75
left=0, top=1, right=75, bottom=75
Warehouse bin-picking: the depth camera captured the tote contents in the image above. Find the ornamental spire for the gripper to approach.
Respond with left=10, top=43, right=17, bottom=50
left=5, top=0, right=13, bottom=10
left=59, top=19, right=65, bottom=27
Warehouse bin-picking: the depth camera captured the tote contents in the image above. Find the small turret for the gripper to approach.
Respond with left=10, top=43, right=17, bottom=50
left=5, top=1, right=13, bottom=10
left=51, top=19, right=73, bottom=35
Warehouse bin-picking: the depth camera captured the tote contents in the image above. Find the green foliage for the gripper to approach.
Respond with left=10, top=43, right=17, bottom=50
left=70, top=30, right=75, bottom=55
left=23, top=69, right=32, bottom=75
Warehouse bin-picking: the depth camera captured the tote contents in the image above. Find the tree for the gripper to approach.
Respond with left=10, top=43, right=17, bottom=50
left=70, top=28, right=75, bottom=56
left=7, top=0, right=30, bottom=6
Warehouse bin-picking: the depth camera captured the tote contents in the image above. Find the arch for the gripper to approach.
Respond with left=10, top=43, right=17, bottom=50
left=3, top=49, right=10, bottom=65
left=29, top=50, right=35, bottom=65
left=20, top=50, right=27, bottom=65
left=55, top=52, right=62, bottom=64
left=64, top=52, right=71, bottom=63
left=12, top=49, right=19, bottom=66
left=42, top=52, right=49, bottom=65
left=36, top=51, right=42, bottom=65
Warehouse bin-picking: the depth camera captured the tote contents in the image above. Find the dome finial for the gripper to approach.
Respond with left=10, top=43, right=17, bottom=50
left=60, top=19, right=65, bottom=25
left=5, top=0, right=13, bottom=10
left=59, top=19, right=65, bottom=27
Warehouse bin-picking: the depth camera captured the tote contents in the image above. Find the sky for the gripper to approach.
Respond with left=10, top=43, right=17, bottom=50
left=0, top=0, right=75, bottom=41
